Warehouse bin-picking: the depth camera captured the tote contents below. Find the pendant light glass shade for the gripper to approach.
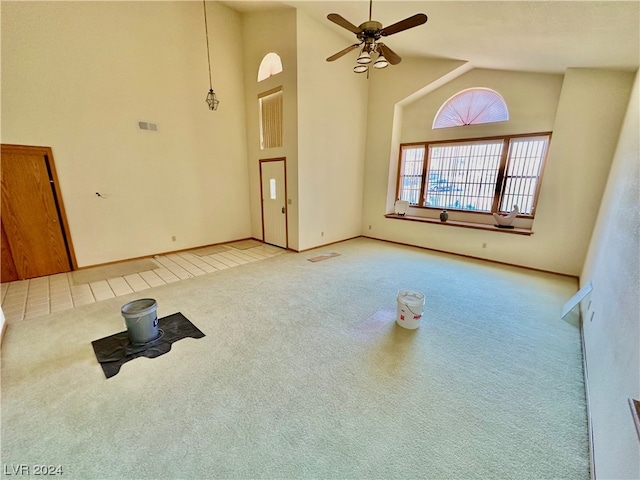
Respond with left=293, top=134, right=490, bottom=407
left=353, top=64, right=368, bottom=73
left=356, top=50, right=372, bottom=64
left=206, top=88, right=220, bottom=110
left=374, top=54, right=388, bottom=69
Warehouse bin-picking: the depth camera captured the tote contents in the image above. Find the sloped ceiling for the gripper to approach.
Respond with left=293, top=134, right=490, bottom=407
left=220, top=0, right=639, bottom=74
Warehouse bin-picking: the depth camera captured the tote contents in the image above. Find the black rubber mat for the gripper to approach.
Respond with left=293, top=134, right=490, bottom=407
left=92, top=312, right=205, bottom=379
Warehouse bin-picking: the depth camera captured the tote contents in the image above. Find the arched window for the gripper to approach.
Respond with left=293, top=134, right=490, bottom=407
left=433, top=88, right=509, bottom=129
left=257, top=53, right=283, bottom=82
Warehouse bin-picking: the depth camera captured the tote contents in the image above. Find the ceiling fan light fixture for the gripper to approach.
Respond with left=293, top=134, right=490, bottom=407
left=356, top=50, right=372, bottom=64
left=374, top=54, right=389, bottom=69
left=353, top=64, right=369, bottom=73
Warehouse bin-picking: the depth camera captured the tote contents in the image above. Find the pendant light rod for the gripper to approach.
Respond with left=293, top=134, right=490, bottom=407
left=368, top=0, right=372, bottom=21
left=202, top=0, right=219, bottom=110
left=202, top=0, right=213, bottom=89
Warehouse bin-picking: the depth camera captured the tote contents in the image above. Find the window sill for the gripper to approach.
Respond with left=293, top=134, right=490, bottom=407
left=384, top=214, right=533, bottom=236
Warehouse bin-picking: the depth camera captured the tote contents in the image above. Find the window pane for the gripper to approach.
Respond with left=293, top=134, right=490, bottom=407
left=433, top=88, right=509, bottom=129
left=258, top=52, right=283, bottom=82
left=398, top=146, right=425, bottom=205
left=424, top=140, right=503, bottom=212
left=269, top=178, right=276, bottom=199
left=500, top=136, right=549, bottom=215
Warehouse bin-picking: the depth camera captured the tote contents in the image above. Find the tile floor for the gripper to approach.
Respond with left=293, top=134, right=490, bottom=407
left=1, top=242, right=285, bottom=323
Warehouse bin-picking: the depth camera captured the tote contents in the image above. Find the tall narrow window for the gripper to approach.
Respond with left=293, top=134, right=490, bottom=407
left=500, top=135, right=549, bottom=215
left=398, top=145, right=425, bottom=205
left=259, top=87, right=283, bottom=150
left=396, top=133, right=551, bottom=217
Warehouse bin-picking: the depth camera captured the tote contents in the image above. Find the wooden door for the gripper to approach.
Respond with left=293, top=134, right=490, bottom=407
left=1, top=223, right=19, bottom=283
left=1, top=145, right=75, bottom=281
left=260, top=158, right=287, bottom=249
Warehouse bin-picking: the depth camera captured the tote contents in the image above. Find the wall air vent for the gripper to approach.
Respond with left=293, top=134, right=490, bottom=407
left=138, top=121, right=159, bottom=132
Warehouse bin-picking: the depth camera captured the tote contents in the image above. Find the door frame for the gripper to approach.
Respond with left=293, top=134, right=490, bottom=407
left=1, top=144, right=78, bottom=272
left=259, top=157, right=288, bottom=249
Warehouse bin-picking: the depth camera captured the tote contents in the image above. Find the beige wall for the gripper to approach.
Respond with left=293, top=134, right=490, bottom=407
left=542, top=69, right=635, bottom=275
left=363, top=64, right=634, bottom=276
left=1, top=1, right=250, bottom=267
left=401, top=69, right=562, bottom=143
left=241, top=8, right=299, bottom=250
left=295, top=10, right=368, bottom=251
left=241, top=8, right=368, bottom=252
left=361, top=56, right=467, bottom=240
left=580, top=71, right=639, bottom=480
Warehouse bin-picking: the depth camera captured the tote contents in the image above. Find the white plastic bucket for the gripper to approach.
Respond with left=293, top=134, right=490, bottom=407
left=396, top=290, right=425, bottom=329
left=121, top=298, right=159, bottom=344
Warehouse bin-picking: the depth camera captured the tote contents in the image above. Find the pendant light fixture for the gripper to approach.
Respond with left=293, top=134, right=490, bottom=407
left=373, top=53, right=388, bottom=69
left=356, top=49, right=372, bottom=64
left=202, top=0, right=219, bottom=111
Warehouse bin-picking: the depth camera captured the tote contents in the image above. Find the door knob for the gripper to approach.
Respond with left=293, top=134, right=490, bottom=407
left=281, top=206, right=285, bottom=214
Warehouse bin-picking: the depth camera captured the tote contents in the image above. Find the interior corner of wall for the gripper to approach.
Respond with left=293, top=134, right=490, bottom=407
left=385, top=103, right=404, bottom=211
left=397, top=61, right=474, bottom=108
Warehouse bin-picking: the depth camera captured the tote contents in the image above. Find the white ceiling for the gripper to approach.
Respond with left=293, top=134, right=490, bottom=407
left=220, top=0, right=640, bottom=74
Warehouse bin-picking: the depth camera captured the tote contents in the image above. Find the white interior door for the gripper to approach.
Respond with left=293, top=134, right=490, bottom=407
left=260, top=159, right=287, bottom=248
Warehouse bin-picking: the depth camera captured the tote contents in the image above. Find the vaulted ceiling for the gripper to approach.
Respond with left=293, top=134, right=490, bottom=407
left=221, top=1, right=639, bottom=74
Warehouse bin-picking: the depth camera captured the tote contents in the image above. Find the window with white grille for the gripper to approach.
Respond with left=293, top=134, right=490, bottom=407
left=500, top=136, right=549, bottom=214
left=396, top=133, right=550, bottom=216
left=398, top=146, right=425, bottom=206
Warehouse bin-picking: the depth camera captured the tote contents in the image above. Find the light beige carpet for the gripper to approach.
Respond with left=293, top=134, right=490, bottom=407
left=71, top=258, right=158, bottom=285
left=0, top=238, right=589, bottom=479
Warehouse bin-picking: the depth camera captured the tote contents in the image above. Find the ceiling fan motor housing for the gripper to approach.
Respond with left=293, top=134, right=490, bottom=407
left=358, top=21, right=383, bottom=41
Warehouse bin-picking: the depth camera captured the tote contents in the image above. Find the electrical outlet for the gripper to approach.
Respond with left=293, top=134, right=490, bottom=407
left=321, top=231, right=324, bottom=237
left=171, top=235, right=176, bottom=242
left=369, top=225, right=372, bottom=230
left=482, top=242, right=487, bottom=248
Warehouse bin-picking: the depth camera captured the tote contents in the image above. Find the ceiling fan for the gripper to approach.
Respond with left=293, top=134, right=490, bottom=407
left=326, top=0, right=428, bottom=74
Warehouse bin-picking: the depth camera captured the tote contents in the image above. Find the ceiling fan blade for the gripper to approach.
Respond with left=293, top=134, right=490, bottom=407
left=327, top=13, right=363, bottom=34
left=379, top=13, right=428, bottom=37
left=326, top=43, right=361, bottom=62
left=378, top=43, right=402, bottom=65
